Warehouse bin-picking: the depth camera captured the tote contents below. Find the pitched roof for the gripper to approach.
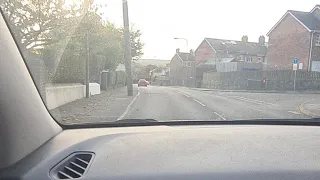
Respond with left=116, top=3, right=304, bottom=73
left=289, top=10, right=320, bottom=31
left=204, top=38, right=268, bottom=56
left=310, top=5, right=320, bottom=13
left=267, top=6, right=320, bottom=35
left=176, top=52, right=195, bottom=61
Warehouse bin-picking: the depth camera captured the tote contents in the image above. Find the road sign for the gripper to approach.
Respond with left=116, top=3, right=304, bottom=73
left=293, top=57, right=298, bottom=64
left=298, top=63, right=303, bottom=70
left=293, top=64, right=298, bottom=71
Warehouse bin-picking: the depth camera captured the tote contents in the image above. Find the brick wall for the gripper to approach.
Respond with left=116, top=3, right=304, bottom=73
left=195, top=40, right=216, bottom=65
left=267, top=14, right=311, bottom=70
left=170, top=54, right=182, bottom=79
left=170, top=54, right=196, bottom=86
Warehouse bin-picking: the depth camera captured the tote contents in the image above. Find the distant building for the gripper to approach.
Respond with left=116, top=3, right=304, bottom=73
left=195, top=38, right=268, bottom=65
left=169, top=48, right=196, bottom=86
left=115, top=63, right=125, bottom=72
left=132, top=59, right=170, bottom=82
left=267, top=5, right=320, bottom=71
left=194, top=38, right=267, bottom=85
left=135, top=59, right=170, bottom=67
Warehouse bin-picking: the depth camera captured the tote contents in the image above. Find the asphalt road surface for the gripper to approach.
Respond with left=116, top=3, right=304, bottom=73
left=121, top=85, right=319, bottom=121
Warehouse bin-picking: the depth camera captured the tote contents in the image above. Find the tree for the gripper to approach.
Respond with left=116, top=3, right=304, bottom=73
left=241, top=35, right=248, bottom=43
left=120, top=25, right=144, bottom=61
left=1, top=0, right=144, bottom=83
left=130, top=28, right=144, bottom=60
left=0, top=0, right=87, bottom=52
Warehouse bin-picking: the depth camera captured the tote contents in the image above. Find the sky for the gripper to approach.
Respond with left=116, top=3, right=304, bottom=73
left=95, top=0, right=320, bottom=60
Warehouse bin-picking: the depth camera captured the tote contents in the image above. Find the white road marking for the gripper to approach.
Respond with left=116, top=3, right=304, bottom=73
left=214, top=112, right=227, bottom=120
left=233, top=96, right=263, bottom=105
left=183, top=94, right=190, bottom=97
left=117, top=89, right=141, bottom=120
left=232, top=96, right=277, bottom=106
left=177, top=91, right=190, bottom=97
left=192, top=99, right=206, bottom=107
left=288, top=111, right=301, bottom=115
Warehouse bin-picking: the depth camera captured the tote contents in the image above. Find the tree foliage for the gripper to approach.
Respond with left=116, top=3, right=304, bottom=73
left=1, top=0, right=144, bottom=83
left=128, top=27, right=144, bottom=60
left=0, top=0, right=88, bottom=52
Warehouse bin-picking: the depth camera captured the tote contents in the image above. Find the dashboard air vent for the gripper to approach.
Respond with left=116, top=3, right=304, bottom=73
left=51, top=152, right=94, bottom=179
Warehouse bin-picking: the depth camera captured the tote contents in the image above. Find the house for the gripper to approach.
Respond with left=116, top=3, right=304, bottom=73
left=267, top=5, right=320, bottom=71
left=194, top=37, right=268, bottom=84
left=135, top=59, right=170, bottom=68
left=131, top=59, right=170, bottom=82
left=195, top=37, right=268, bottom=65
left=170, top=48, right=196, bottom=86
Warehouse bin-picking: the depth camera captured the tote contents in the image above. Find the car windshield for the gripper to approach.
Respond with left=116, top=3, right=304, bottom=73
left=1, top=0, right=320, bottom=125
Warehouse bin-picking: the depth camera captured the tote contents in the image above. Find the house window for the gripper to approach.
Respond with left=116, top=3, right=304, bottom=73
left=246, top=56, right=252, bottom=62
left=239, top=55, right=244, bottom=61
left=186, top=62, right=192, bottom=67
left=258, top=57, right=262, bottom=62
left=315, top=34, right=320, bottom=46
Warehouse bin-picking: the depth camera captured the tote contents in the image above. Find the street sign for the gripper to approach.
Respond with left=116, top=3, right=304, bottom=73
left=298, top=63, right=303, bottom=70
left=293, top=57, right=298, bottom=64
left=293, top=64, right=298, bottom=71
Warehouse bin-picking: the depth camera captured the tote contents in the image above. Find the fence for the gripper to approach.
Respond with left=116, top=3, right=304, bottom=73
left=202, top=70, right=320, bottom=91
left=100, top=71, right=126, bottom=90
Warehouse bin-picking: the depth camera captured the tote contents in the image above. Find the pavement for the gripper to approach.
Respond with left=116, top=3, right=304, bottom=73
left=51, top=85, right=320, bottom=124
left=51, top=86, right=138, bottom=124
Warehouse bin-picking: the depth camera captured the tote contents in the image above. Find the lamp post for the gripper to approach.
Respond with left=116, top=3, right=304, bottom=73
left=174, top=37, right=188, bottom=51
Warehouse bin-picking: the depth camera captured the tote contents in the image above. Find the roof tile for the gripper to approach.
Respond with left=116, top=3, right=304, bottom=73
left=289, top=10, right=320, bottom=31
left=205, top=38, right=267, bottom=56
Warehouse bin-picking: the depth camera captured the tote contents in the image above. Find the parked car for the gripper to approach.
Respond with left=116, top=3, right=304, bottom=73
left=138, top=79, right=148, bottom=87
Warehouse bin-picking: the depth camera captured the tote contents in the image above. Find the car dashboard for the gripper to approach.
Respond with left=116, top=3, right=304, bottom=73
left=1, top=125, right=320, bottom=180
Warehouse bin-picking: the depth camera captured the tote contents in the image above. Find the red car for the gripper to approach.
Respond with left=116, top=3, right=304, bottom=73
left=138, top=79, right=149, bottom=87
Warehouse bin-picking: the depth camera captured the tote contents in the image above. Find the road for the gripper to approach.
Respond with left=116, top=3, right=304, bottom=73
left=120, top=85, right=319, bottom=121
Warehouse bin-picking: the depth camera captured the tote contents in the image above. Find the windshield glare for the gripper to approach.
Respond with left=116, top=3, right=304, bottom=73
left=1, top=0, right=320, bottom=125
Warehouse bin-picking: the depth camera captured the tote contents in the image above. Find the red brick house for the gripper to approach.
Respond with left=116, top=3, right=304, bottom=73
left=267, top=5, right=320, bottom=71
left=195, top=38, right=267, bottom=65
left=170, top=48, right=195, bottom=86
left=194, top=38, right=267, bottom=84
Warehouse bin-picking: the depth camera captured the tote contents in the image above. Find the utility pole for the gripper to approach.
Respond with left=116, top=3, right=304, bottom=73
left=84, top=0, right=90, bottom=98
left=122, top=0, right=133, bottom=96
left=85, top=26, right=90, bottom=98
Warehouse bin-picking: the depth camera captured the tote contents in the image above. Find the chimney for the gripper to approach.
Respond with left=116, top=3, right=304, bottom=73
left=189, top=49, right=195, bottom=61
left=259, top=35, right=266, bottom=45
left=176, top=48, right=180, bottom=53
